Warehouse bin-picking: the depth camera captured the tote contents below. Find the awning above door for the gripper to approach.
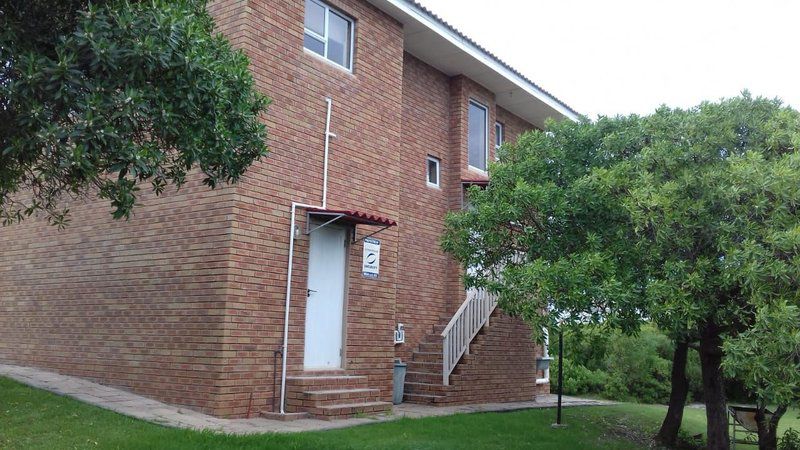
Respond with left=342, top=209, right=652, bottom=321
left=305, top=207, right=397, bottom=242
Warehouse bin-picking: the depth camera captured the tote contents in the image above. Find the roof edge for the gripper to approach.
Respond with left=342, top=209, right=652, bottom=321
left=381, top=0, right=582, bottom=121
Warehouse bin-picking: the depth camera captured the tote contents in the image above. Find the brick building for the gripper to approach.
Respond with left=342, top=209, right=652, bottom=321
left=0, top=0, right=579, bottom=419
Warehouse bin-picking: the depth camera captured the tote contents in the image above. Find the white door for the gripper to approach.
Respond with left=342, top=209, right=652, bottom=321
left=304, top=224, right=348, bottom=369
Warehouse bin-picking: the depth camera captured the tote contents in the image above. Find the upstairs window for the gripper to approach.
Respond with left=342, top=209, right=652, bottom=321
left=495, top=122, right=504, bottom=160
left=304, top=0, right=354, bottom=70
left=427, top=156, right=440, bottom=187
left=468, top=100, right=488, bottom=171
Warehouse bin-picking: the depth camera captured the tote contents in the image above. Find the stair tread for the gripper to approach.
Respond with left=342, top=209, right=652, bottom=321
left=288, top=375, right=367, bottom=380
left=404, top=392, right=445, bottom=399
left=304, top=388, right=378, bottom=395
left=319, top=401, right=392, bottom=409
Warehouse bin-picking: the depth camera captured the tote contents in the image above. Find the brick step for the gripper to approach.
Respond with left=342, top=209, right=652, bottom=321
left=411, top=351, right=442, bottom=363
left=316, top=401, right=392, bottom=420
left=403, top=392, right=446, bottom=404
left=288, top=388, right=382, bottom=406
left=451, top=363, right=538, bottom=374
left=406, top=360, right=442, bottom=372
left=286, top=375, right=369, bottom=389
left=417, top=342, right=443, bottom=353
left=404, top=371, right=442, bottom=384
left=404, top=381, right=451, bottom=394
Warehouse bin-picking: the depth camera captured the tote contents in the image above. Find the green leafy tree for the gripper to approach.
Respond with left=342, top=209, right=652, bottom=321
left=1, top=0, right=269, bottom=226
left=442, top=94, right=800, bottom=450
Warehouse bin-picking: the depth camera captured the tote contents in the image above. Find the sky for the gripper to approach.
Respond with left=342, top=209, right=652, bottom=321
left=416, top=0, right=800, bottom=119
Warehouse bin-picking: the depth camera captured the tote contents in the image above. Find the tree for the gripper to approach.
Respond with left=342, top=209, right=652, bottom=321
left=1, top=0, right=269, bottom=227
left=724, top=303, right=800, bottom=449
left=442, top=94, right=800, bottom=450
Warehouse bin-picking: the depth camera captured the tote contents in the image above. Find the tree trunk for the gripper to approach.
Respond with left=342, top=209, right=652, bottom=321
left=756, top=404, right=787, bottom=450
left=699, top=329, right=729, bottom=450
left=655, top=340, right=690, bottom=447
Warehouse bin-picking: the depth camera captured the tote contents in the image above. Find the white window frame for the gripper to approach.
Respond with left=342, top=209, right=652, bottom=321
left=426, top=155, right=441, bottom=188
left=303, top=0, right=355, bottom=72
left=468, top=99, right=489, bottom=173
left=494, top=121, right=504, bottom=160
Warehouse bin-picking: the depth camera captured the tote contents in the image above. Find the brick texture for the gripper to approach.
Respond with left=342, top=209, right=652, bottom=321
left=0, top=0, right=549, bottom=419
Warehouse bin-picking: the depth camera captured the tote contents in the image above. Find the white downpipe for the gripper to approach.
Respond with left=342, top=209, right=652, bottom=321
left=536, top=328, right=550, bottom=385
left=279, top=98, right=335, bottom=414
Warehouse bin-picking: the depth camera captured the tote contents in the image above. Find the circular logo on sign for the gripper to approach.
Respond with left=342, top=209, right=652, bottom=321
left=366, top=253, right=377, bottom=264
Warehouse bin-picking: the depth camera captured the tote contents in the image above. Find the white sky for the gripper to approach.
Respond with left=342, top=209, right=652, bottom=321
left=416, top=0, right=800, bottom=119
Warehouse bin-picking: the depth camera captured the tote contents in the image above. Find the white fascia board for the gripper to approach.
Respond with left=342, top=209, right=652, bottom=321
left=378, top=0, right=580, bottom=122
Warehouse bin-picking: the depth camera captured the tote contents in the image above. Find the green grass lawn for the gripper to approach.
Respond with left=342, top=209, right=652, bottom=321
left=0, top=376, right=797, bottom=449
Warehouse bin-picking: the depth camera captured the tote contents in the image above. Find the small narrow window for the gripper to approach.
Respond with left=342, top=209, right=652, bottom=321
left=495, top=122, right=504, bottom=160
left=303, top=0, right=354, bottom=71
left=468, top=100, right=488, bottom=171
left=427, top=156, right=440, bottom=187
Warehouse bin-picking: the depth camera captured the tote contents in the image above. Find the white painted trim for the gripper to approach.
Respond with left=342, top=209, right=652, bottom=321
left=467, top=99, right=488, bottom=172
left=372, top=0, right=580, bottom=122
left=426, top=155, right=440, bottom=188
left=536, top=328, right=550, bottom=385
left=279, top=98, right=336, bottom=415
left=303, top=0, right=354, bottom=72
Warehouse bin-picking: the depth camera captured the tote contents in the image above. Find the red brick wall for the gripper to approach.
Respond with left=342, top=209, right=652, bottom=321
left=0, top=0, right=549, bottom=418
left=0, top=181, right=238, bottom=415
left=210, top=0, right=405, bottom=416
left=396, top=54, right=453, bottom=361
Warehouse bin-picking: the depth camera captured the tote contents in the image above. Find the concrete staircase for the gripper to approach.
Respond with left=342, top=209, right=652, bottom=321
left=403, top=309, right=542, bottom=405
left=283, top=372, right=392, bottom=420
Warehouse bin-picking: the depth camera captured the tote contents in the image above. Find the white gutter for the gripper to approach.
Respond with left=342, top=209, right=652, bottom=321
left=536, top=328, right=550, bottom=385
left=279, top=97, right=336, bottom=414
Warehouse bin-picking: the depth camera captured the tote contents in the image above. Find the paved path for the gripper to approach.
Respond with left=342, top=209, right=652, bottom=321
left=0, top=363, right=613, bottom=434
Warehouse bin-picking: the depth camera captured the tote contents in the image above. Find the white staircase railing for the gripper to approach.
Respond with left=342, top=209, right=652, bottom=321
left=440, top=288, right=498, bottom=385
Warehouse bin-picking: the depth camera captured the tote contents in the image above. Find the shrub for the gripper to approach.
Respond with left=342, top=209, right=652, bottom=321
left=780, top=429, right=800, bottom=450
left=553, top=323, right=703, bottom=404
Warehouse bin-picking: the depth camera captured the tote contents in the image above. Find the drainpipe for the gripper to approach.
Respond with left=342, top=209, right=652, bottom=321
left=278, top=98, right=336, bottom=414
left=536, top=328, right=550, bottom=385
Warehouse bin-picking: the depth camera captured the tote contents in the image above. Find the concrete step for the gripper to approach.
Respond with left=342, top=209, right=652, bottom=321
left=259, top=411, right=310, bottom=421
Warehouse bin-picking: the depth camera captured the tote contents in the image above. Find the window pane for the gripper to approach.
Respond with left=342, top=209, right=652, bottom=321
left=427, top=158, right=438, bottom=185
left=327, top=11, right=351, bottom=67
left=495, top=123, right=503, bottom=147
left=304, top=33, right=325, bottom=56
left=468, top=103, right=487, bottom=170
left=304, top=0, right=325, bottom=36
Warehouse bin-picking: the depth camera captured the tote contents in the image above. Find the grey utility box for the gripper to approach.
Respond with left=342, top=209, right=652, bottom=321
left=393, top=360, right=408, bottom=404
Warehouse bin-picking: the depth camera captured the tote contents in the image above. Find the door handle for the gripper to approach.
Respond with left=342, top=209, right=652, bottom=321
left=307, top=289, right=317, bottom=297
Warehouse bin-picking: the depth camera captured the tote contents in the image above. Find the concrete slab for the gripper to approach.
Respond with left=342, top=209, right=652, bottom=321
left=0, top=363, right=614, bottom=435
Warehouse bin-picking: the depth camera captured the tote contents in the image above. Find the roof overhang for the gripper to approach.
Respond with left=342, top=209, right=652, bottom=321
left=365, top=0, right=581, bottom=127
left=306, top=207, right=397, bottom=242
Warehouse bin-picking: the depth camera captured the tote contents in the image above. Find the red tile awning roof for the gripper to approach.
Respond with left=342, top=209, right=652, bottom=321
left=461, top=179, right=489, bottom=186
left=306, top=208, right=397, bottom=227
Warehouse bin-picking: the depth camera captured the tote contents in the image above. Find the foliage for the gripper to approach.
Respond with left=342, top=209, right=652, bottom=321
left=780, top=428, right=800, bottom=450
left=724, top=302, right=800, bottom=409
left=554, top=324, right=702, bottom=404
left=442, top=115, right=650, bottom=335
left=1, top=0, right=269, bottom=226
left=442, top=94, right=800, bottom=447
left=552, top=357, right=608, bottom=396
